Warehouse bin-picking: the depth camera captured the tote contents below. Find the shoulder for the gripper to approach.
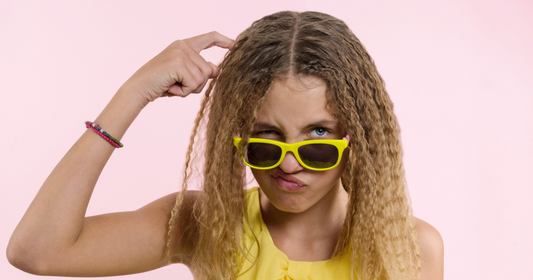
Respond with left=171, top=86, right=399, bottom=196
left=414, top=217, right=444, bottom=280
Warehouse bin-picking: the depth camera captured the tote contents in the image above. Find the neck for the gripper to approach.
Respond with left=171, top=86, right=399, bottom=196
left=259, top=182, right=348, bottom=241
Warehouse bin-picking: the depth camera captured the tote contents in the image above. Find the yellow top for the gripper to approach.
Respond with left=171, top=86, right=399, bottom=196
left=237, top=187, right=351, bottom=280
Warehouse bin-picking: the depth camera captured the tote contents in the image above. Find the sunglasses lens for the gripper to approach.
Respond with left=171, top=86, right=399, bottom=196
left=246, top=143, right=282, bottom=168
left=298, top=144, right=339, bottom=169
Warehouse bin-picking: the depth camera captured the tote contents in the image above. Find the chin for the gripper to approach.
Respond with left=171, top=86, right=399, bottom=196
left=270, top=197, right=309, bottom=213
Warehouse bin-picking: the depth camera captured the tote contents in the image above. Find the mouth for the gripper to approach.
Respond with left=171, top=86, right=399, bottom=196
left=270, top=170, right=307, bottom=192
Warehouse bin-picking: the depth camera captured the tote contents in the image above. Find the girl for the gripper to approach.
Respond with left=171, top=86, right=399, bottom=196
left=8, top=11, right=443, bottom=280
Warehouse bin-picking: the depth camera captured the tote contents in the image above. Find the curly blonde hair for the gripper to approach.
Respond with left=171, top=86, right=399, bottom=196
left=167, top=11, right=420, bottom=280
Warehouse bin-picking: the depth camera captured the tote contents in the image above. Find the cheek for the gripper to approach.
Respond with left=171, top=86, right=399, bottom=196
left=319, top=156, right=347, bottom=186
left=337, top=149, right=349, bottom=174
left=251, top=169, right=268, bottom=183
left=318, top=169, right=344, bottom=187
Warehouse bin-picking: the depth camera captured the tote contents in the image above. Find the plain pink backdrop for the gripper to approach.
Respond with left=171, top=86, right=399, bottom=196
left=1, top=1, right=532, bottom=279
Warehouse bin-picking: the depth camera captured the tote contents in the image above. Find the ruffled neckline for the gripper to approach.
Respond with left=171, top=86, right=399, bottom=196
left=238, top=187, right=351, bottom=280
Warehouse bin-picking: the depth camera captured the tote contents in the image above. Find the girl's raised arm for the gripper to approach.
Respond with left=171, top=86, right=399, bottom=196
left=7, top=32, right=234, bottom=276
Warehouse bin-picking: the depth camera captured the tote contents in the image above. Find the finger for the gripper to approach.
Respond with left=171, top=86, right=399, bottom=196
left=187, top=64, right=209, bottom=93
left=179, top=60, right=210, bottom=95
left=191, top=64, right=218, bottom=93
left=189, top=62, right=219, bottom=92
left=185, top=31, right=235, bottom=53
left=207, top=62, right=219, bottom=78
left=168, top=62, right=197, bottom=97
left=167, top=83, right=186, bottom=97
left=184, top=49, right=219, bottom=80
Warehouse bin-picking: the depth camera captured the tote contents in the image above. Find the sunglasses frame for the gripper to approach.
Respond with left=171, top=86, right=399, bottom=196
left=233, top=137, right=349, bottom=171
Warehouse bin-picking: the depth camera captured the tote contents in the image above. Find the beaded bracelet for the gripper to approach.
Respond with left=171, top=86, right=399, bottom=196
left=85, top=121, right=124, bottom=148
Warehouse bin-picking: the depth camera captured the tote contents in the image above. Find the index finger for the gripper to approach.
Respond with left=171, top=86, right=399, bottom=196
left=185, top=31, right=235, bottom=53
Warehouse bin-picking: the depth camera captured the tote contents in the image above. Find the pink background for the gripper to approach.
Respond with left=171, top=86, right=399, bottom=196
left=1, top=1, right=532, bottom=279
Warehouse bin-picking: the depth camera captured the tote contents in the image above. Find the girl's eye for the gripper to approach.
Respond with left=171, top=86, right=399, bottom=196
left=253, top=130, right=280, bottom=139
left=310, top=127, right=329, bottom=137
left=255, top=130, right=275, bottom=135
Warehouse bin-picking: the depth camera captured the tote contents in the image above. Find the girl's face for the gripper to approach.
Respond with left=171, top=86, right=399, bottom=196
left=251, top=76, right=348, bottom=213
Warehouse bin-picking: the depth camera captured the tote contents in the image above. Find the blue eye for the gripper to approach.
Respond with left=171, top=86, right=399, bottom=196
left=310, top=127, right=329, bottom=137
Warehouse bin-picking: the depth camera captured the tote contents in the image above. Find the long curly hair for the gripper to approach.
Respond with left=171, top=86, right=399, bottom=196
left=166, top=11, right=420, bottom=280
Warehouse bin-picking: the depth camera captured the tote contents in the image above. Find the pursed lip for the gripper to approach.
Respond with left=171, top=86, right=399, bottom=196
left=269, top=169, right=307, bottom=188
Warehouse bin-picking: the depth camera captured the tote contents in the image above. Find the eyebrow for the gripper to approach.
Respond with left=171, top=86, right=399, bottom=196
left=252, top=122, right=280, bottom=131
left=302, top=120, right=340, bottom=130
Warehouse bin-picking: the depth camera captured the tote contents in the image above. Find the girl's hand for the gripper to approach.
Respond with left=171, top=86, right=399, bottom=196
left=122, top=31, right=234, bottom=104
left=6, top=32, right=234, bottom=277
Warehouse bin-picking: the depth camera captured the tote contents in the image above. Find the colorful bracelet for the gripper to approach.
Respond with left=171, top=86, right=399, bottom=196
left=85, top=121, right=124, bottom=148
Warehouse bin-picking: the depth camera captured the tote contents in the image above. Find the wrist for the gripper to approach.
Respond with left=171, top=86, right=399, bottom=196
left=92, top=88, right=146, bottom=140
left=116, top=82, right=151, bottom=109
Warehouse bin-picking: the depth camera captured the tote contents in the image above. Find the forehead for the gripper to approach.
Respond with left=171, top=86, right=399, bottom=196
left=255, top=76, right=338, bottom=129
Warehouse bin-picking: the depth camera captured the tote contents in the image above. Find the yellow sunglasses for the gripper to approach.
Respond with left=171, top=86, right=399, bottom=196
left=233, top=137, right=348, bottom=171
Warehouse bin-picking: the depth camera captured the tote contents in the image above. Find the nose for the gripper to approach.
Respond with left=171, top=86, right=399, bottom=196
left=278, top=151, right=304, bottom=173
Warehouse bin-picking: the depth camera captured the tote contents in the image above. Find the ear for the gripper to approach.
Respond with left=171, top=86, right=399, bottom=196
left=343, top=134, right=351, bottom=143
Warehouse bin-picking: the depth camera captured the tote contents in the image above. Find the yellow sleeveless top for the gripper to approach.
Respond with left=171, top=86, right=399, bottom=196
left=237, top=187, right=351, bottom=280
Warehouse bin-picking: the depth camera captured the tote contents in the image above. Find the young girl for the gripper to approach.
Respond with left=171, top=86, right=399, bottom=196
left=8, top=11, right=443, bottom=280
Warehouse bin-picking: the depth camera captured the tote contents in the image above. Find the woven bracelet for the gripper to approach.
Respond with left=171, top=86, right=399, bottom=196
left=85, top=121, right=124, bottom=148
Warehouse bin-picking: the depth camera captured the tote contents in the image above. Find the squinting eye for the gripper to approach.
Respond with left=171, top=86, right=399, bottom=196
left=255, top=130, right=276, bottom=136
left=253, top=130, right=280, bottom=140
